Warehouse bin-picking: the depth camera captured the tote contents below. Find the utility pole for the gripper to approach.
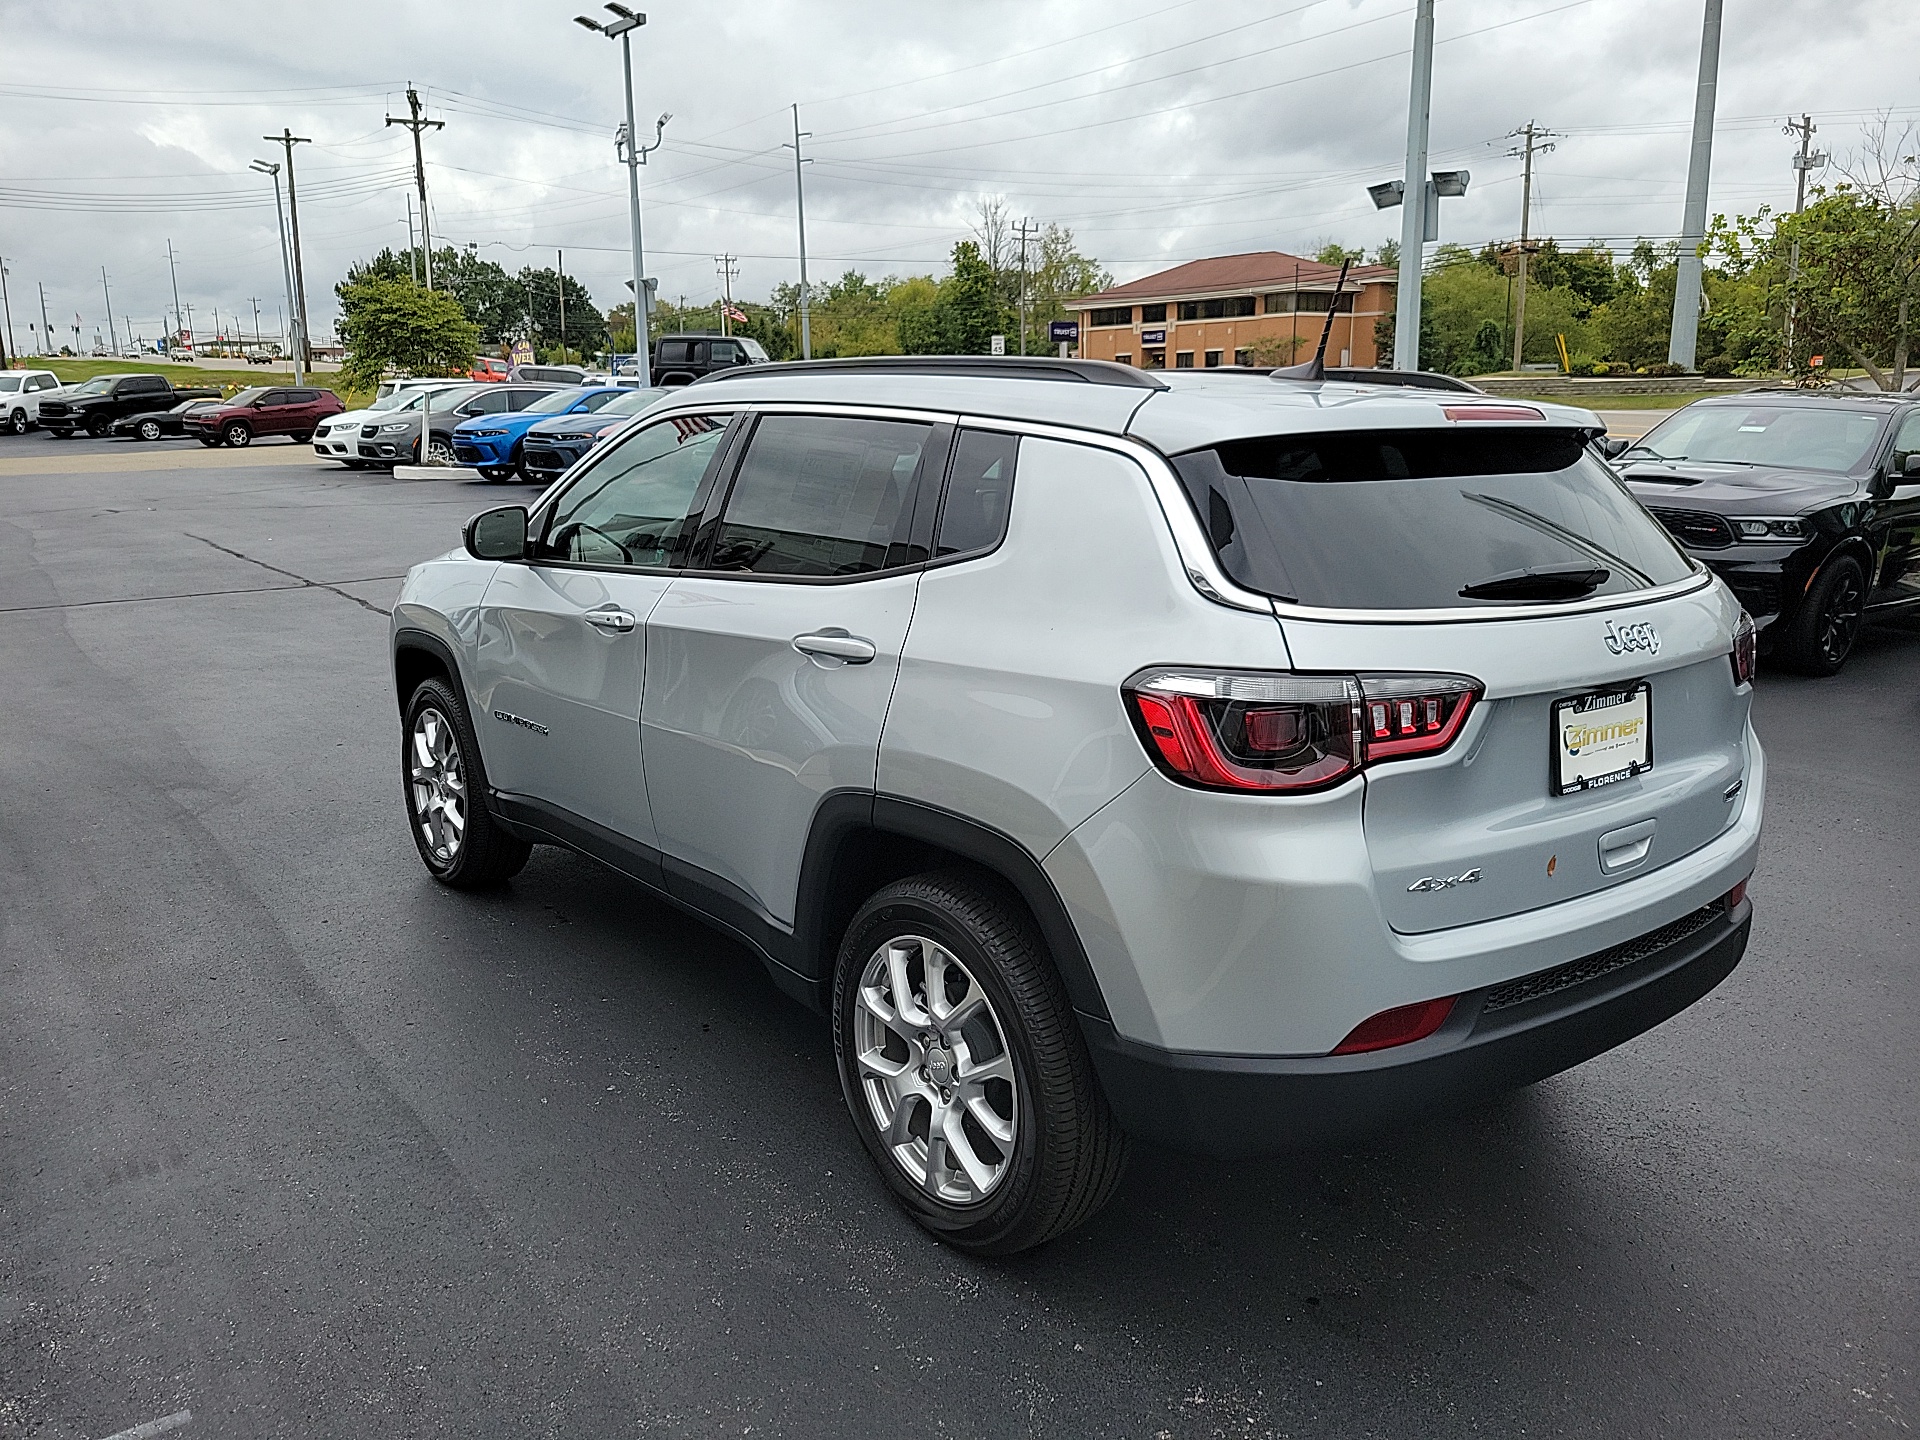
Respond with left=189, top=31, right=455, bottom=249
left=1668, top=0, right=1723, bottom=370
left=40, top=283, right=52, bottom=357
left=165, top=239, right=184, bottom=352
left=1394, top=0, right=1436, bottom=370
left=386, top=86, right=444, bottom=289
left=249, top=295, right=262, bottom=352
left=406, top=195, right=419, bottom=284
left=0, top=256, right=14, bottom=366
left=557, top=249, right=567, bottom=365
left=525, top=275, right=538, bottom=351
left=788, top=103, right=813, bottom=360
left=99, top=268, right=117, bottom=358
left=715, top=254, right=738, bottom=336
left=264, top=130, right=312, bottom=373
left=1013, top=217, right=1038, bottom=356
left=1507, top=122, right=1556, bottom=371
left=251, top=159, right=302, bottom=382
left=1783, top=113, right=1826, bottom=374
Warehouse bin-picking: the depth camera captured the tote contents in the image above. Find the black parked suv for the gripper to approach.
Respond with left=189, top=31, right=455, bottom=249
left=651, top=333, right=769, bottom=386
left=1617, top=390, right=1920, bottom=675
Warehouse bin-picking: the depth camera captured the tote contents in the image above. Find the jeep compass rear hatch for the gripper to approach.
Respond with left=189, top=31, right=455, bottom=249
left=1170, top=426, right=1751, bottom=932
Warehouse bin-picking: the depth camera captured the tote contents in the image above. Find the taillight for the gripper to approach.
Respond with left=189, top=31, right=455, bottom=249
left=1123, top=669, right=1481, bottom=793
left=1730, top=610, right=1756, bottom=686
left=1331, top=996, right=1457, bottom=1054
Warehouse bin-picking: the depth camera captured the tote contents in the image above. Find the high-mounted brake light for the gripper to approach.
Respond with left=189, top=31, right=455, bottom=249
left=1730, top=610, right=1757, bottom=686
left=1123, top=669, right=1481, bottom=794
left=1443, top=404, right=1545, bottom=423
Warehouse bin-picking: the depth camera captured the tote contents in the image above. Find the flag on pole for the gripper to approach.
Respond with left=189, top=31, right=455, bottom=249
left=724, top=304, right=748, bottom=324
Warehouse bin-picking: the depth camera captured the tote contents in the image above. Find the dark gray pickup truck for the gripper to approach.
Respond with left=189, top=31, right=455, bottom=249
left=37, top=373, right=224, bottom=438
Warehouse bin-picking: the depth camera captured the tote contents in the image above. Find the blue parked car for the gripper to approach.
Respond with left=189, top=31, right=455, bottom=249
left=452, top=385, right=629, bottom=481
left=518, top=386, right=668, bottom=487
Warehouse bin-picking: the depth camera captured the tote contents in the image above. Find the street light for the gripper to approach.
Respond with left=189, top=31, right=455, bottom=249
left=250, top=157, right=303, bottom=383
left=576, top=3, right=658, bottom=386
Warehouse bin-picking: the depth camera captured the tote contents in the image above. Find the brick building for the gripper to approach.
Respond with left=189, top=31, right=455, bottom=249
left=1073, top=251, right=1395, bottom=371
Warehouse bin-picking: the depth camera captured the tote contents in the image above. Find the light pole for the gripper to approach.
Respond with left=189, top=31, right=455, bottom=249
left=251, top=158, right=304, bottom=383
left=1369, top=167, right=1470, bottom=368
left=1668, top=0, right=1723, bottom=371
left=576, top=4, right=660, bottom=386
left=1392, top=0, right=1436, bottom=371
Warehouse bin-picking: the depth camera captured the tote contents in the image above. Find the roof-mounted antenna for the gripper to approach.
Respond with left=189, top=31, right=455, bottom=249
left=1271, top=257, right=1352, bottom=383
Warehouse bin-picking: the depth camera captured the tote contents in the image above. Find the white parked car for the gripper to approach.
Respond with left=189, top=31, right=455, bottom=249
left=0, top=369, right=70, bottom=433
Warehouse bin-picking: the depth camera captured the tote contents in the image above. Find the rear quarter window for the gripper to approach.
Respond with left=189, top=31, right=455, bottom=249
left=1173, top=428, right=1696, bottom=609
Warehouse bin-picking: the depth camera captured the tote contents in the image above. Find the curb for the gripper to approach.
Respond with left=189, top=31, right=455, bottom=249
left=392, top=464, right=482, bottom=481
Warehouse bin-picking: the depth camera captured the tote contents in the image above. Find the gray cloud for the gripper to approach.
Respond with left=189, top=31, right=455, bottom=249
left=2, top=0, right=1914, bottom=351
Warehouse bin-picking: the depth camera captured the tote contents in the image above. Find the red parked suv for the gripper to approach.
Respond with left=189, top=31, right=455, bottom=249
left=185, top=386, right=343, bottom=448
left=470, top=357, right=510, bottom=382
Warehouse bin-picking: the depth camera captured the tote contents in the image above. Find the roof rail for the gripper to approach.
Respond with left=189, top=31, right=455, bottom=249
left=688, top=355, right=1169, bottom=390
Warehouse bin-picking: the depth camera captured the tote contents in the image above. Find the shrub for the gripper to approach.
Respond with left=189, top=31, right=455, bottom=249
left=1699, top=354, right=1734, bottom=378
left=1641, top=361, right=1686, bottom=377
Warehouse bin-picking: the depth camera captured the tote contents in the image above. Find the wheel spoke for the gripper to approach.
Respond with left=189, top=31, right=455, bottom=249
left=856, top=1043, right=914, bottom=1083
left=940, top=1108, right=998, bottom=1196
left=921, top=1127, right=950, bottom=1197
left=963, top=1091, right=1015, bottom=1146
left=886, top=941, right=931, bottom=1029
left=955, top=1048, right=1011, bottom=1086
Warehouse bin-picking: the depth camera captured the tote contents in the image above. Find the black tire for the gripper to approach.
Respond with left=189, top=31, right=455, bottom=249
left=401, top=677, right=532, bottom=888
left=85, top=418, right=110, bottom=438
left=5, top=409, right=26, bottom=436
left=223, top=421, right=252, bottom=448
left=198, top=437, right=222, bottom=448
left=48, top=428, right=72, bottom=439
left=290, top=431, right=312, bottom=444
left=481, top=465, right=515, bottom=482
left=137, top=419, right=163, bottom=441
left=1775, top=553, right=1867, bottom=676
left=833, top=870, right=1128, bottom=1256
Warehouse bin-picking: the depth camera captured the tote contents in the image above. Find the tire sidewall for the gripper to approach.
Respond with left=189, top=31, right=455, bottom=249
left=1786, top=553, right=1867, bottom=675
left=833, top=888, right=1050, bottom=1248
left=402, top=677, right=488, bottom=883
left=224, top=422, right=251, bottom=448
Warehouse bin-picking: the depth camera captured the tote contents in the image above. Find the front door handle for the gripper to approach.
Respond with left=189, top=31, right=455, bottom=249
left=585, top=607, right=636, bottom=633
left=792, top=628, right=877, bottom=664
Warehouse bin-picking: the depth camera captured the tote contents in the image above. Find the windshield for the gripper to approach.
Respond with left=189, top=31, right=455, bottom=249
left=228, top=388, right=268, bottom=406
left=526, top=387, right=597, bottom=414
left=1173, top=428, right=1695, bottom=609
left=1627, top=403, right=1887, bottom=473
left=599, top=388, right=668, bottom=417
left=72, top=378, right=115, bottom=395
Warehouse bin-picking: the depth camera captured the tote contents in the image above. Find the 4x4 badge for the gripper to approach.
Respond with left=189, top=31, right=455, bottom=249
left=1604, top=619, right=1660, bottom=656
left=1408, top=868, right=1482, bottom=893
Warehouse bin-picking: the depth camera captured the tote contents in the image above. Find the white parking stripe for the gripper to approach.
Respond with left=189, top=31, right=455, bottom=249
left=96, top=1410, right=192, bottom=1440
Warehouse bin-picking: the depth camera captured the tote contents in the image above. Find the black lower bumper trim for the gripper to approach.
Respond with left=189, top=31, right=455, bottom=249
left=1082, top=901, right=1751, bottom=1155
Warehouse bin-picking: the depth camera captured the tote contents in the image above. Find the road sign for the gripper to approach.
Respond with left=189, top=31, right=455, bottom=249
left=1049, top=320, right=1079, bottom=343
left=990, top=334, right=1006, bottom=355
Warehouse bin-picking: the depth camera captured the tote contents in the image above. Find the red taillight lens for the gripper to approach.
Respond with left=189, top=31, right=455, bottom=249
left=1731, top=610, right=1757, bottom=686
left=1331, top=996, right=1457, bottom=1055
left=1126, top=675, right=1361, bottom=792
left=1125, top=669, right=1481, bottom=793
left=1724, top=875, right=1749, bottom=910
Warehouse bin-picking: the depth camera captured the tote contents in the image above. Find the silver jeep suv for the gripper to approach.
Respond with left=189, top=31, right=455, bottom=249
left=390, top=357, right=1764, bottom=1254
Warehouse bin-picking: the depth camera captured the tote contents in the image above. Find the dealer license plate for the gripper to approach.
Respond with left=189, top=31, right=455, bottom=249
left=1553, top=683, right=1652, bottom=795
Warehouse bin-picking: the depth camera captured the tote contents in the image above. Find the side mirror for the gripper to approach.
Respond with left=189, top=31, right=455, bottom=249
left=251, top=400, right=267, bottom=409
left=1598, top=435, right=1631, bottom=459
left=1903, top=452, right=1920, bottom=476
left=465, top=505, right=529, bottom=561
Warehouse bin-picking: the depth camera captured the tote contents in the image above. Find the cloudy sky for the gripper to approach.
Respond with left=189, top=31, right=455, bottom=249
left=2, top=0, right=1915, bottom=352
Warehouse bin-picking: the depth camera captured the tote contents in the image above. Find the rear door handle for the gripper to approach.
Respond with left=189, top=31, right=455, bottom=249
left=585, top=607, right=636, bottom=632
left=792, top=629, right=877, bottom=664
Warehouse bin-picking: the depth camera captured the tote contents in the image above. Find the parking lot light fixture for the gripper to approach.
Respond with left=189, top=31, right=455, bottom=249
left=250, top=157, right=303, bottom=385
left=576, top=8, right=652, bottom=385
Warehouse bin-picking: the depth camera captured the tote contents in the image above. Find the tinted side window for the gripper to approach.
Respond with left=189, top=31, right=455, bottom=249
left=260, top=391, right=289, bottom=406
left=129, top=376, right=167, bottom=393
left=934, top=430, right=1019, bottom=558
left=469, top=390, right=514, bottom=414
left=537, top=414, right=730, bottom=568
left=658, top=341, right=692, bottom=364
left=509, top=388, right=549, bottom=410
left=708, top=415, right=932, bottom=577
left=577, top=391, right=621, bottom=413
left=1890, top=409, right=1920, bottom=467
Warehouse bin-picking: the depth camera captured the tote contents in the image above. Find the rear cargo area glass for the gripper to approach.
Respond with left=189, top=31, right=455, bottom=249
left=1172, top=429, right=1696, bottom=609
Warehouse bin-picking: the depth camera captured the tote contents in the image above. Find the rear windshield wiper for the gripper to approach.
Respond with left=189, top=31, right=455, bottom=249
left=1459, top=565, right=1610, bottom=601
left=1462, top=490, right=1654, bottom=589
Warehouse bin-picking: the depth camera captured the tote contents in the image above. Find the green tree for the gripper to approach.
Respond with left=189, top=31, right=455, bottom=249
left=891, top=275, right=945, bottom=355
left=1020, top=224, right=1112, bottom=353
left=514, top=266, right=604, bottom=364
left=337, top=277, right=480, bottom=390
left=936, top=240, right=1003, bottom=354
left=1315, top=241, right=1366, bottom=266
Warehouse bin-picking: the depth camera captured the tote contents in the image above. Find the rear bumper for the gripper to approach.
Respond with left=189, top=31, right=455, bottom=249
left=1086, top=895, right=1751, bottom=1154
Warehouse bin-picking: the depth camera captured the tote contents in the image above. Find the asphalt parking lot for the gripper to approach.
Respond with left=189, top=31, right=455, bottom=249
left=1, top=434, right=1913, bottom=1439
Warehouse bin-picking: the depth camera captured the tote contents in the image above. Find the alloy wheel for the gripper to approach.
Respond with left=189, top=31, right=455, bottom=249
left=408, top=706, right=468, bottom=865
left=853, top=935, right=1018, bottom=1205
left=427, top=438, right=458, bottom=467
left=1819, top=567, right=1865, bottom=665
left=138, top=420, right=162, bottom=441
left=224, top=422, right=251, bottom=448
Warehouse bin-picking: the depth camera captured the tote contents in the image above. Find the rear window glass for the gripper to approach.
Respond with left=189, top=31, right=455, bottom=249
left=1173, top=428, right=1695, bottom=610
left=1625, top=403, right=1887, bottom=473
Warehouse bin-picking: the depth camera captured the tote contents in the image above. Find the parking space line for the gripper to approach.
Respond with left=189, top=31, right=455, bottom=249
left=96, top=1410, right=192, bottom=1440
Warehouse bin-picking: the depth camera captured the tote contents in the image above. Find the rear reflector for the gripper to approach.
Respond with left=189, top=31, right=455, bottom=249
left=1331, top=996, right=1457, bottom=1055
left=1444, top=404, right=1545, bottom=422
left=1723, top=875, right=1750, bottom=910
